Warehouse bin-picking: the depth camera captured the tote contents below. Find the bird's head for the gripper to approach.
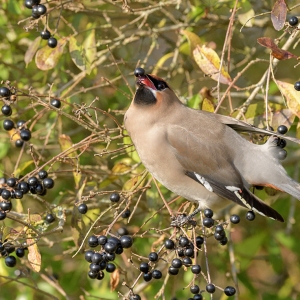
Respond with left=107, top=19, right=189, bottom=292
left=133, top=67, right=178, bottom=106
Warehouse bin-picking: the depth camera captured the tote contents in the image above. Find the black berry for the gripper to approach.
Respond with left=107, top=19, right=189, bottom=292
left=98, top=235, right=107, bottom=245
left=121, top=209, right=131, bottom=218
left=120, top=235, right=133, bottom=248
left=0, top=201, right=12, bottom=212
left=230, top=214, right=240, bottom=224
left=20, top=129, right=31, bottom=141
left=171, top=258, right=182, bottom=268
left=152, top=269, right=162, bottom=279
left=129, top=295, right=141, bottom=300
left=45, top=213, right=55, bottom=223
left=224, top=286, right=236, bottom=296
left=16, top=248, right=25, bottom=258
left=110, top=192, right=120, bottom=203
left=1, top=189, right=11, bottom=200
left=134, top=68, right=145, bottom=77
left=50, top=99, right=61, bottom=108
left=143, top=272, right=152, bottom=281
left=5, top=255, right=16, bottom=267
left=78, top=203, right=88, bottom=214
left=104, top=241, right=118, bottom=253
left=168, top=266, right=179, bottom=275
left=6, top=177, right=17, bottom=187
left=36, top=4, right=47, bottom=15
left=0, top=87, right=11, bottom=97
left=178, top=236, right=189, bottom=247
left=277, top=125, right=288, bottom=135
left=139, top=262, right=149, bottom=273
left=28, top=177, right=38, bottom=186
left=41, top=30, right=51, bottom=40
left=38, top=170, right=48, bottom=179
left=0, top=211, right=6, bottom=220
left=220, top=236, right=228, bottom=246
left=89, top=263, right=101, bottom=273
left=88, top=235, right=99, bottom=247
left=203, top=217, right=214, bottom=228
left=191, top=264, right=201, bottom=274
left=190, top=285, right=200, bottom=294
left=203, top=208, right=213, bottom=218
left=88, top=270, right=98, bottom=279
left=43, top=177, right=54, bottom=189
left=294, top=81, right=300, bottom=91
left=182, top=257, right=192, bottom=266
left=106, top=263, right=116, bottom=273
left=165, top=239, right=175, bottom=249
left=289, top=16, right=299, bottom=26
left=206, top=283, right=215, bottom=293
left=15, top=139, right=24, bottom=148
left=193, top=294, right=203, bottom=300
left=3, top=119, right=14, bottom=131
left=246, top=211, right=255, bottom=221
left=1, top=105, right=12, bottom=116
left=48, top=37, right=58, bottom=48
left=84, top=250, right=94, bottom=262
left=16, top=120, right=26, bottom=128
left=148, top=252, right=159, bottom=262
left=196, top=236, right=204, bottom=247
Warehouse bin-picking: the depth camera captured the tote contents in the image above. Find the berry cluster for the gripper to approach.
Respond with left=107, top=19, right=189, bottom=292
left=24, top=0, right=58, bottom=48
left=0, top=240, right=27, bottom=268
left=85, top=234, right=133, bottom=280
left=0, top=170, right=54, bottom=220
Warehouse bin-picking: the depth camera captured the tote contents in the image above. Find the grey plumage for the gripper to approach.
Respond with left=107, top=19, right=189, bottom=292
left=124, top=70, right=300, bottom=222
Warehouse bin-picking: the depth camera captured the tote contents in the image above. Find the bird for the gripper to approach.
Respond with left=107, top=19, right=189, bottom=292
left=124, top=67, right=300, bottom=223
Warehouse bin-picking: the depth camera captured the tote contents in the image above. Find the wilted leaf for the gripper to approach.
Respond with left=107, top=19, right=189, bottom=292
left=24, top=36, right=41, bottom=67
left=35, top=38, right=68, bottom=70
left=277, top=81, right=300, bottom=117
left=272, top=109, right=295, bottom=131
left=271, top=0, right=287, bottom=31
left=238, top=9, right=255, bottom=27
left=193, top=45, right=232, bottom=85
left=110, top=269, right=120, bottom=291
left=27, top=239, right=41, bottom=272
left=181, top=30, right=202, bottom=55
left=257, top=37, right=297, bottom=60
left=59, top=134, right=81, bottom=188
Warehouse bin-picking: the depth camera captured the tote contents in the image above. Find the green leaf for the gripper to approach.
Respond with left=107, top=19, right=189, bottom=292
left=25, top=37, right=41, bottom=67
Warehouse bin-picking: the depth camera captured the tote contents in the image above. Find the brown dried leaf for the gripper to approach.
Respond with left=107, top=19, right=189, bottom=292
left=271, top=0, right=287, bottom=31
left=110, top=269, right=120, bottom=291
left=27, top=238, right=41, bottom=272
left=35, top=38, right=68, bottom=70
left=193, top=45, right=232, bottom=85
left=277, top=80, right=300, bottom=118
left=257, top=37, right=297, bottom=60
left=24, top=37, right=41, bottom=67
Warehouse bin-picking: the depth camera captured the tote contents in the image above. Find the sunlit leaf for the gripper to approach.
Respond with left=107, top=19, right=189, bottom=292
left=24, top=37, right=41, bottom=67
left=201, top=98, right=214, bottom=112
left=238, top=8, right=255, bottom=27
left=69, top=36, right=85, bottom=72
left=181, top=30, right=202, bottom=55
left=83, top=28, right=96, bottom=75
left=110, top=269, right=120, bottom=291
left=193, top=45, right=232, bottom=85
left=271, top=0, right=287, bottom=31
left=27, top=238, right=41, bottom=272
left=35, top=38, right=68, bottom=70
left=277, top=81, right=300, bottom=117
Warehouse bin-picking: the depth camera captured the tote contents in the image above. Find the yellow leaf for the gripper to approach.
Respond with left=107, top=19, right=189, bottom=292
left=27, top=239, right=41, bottom=272
left=35, top=37, right=68, bottom=70
left=277, top=81, right=300, bottom=118
left=193, top=45, right=232, bottom=85
left=201, top=98, right=214, bottom=112
left=123, top=174, right=144, bottom=191
left=83, top=28, right=96, bottom=75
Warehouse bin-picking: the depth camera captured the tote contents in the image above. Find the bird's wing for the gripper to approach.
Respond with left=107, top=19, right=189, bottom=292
left=208, top=112, right=300, bottom=144
left=166, top=123, right=284, bottom=221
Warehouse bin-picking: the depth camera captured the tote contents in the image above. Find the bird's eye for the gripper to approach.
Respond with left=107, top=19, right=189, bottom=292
left=157, top=82, right=166, bottom=90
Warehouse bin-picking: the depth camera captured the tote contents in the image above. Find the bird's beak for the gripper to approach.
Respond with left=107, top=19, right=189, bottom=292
left=136, top=74, right=157, bottom=90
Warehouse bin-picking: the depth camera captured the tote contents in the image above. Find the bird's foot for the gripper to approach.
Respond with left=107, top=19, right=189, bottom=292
left=170, top=207, right=201, bottom=227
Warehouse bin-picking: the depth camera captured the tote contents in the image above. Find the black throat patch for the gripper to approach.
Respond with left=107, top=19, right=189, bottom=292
left=134, top=85, right=157, bottom=105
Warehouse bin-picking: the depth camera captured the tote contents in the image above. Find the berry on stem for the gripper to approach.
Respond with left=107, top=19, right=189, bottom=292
left=78, top=203, right=88, bottom=214
left=48, top=37, right=58, bottom=48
